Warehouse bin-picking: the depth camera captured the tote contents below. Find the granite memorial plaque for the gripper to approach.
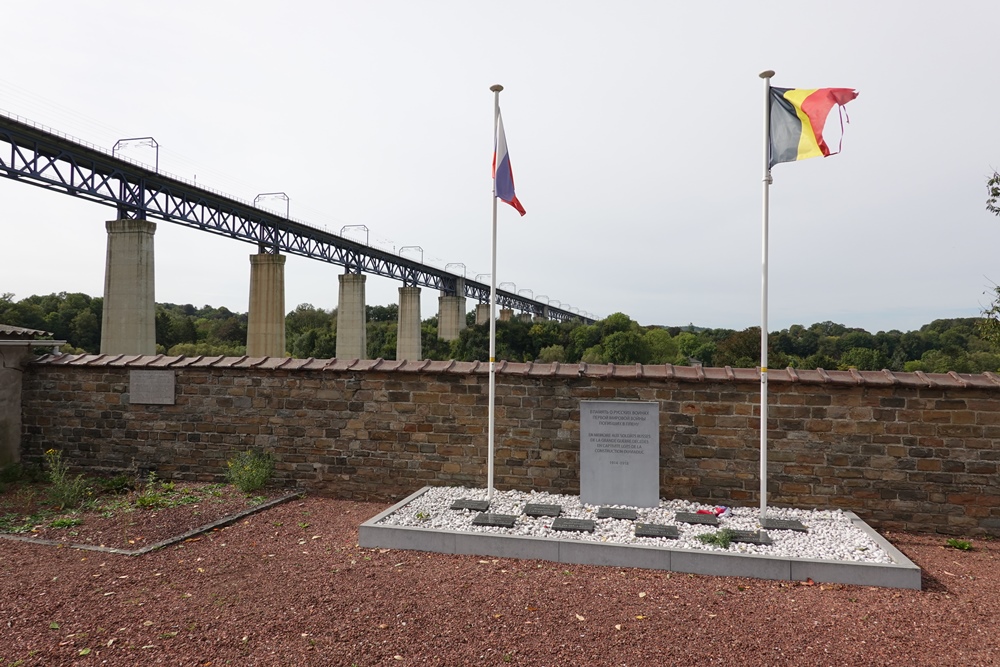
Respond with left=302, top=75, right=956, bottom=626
left=550, top=518, right=595, bottom=533
left=730, top=530, right=773, bottom=545
left=761, top=518, right=808, bottom=532
left=634, top=523, right=679, bottom=539
left=596, top=507, right=638, bottom=520
left=674, top=512, right=720, bottom=526
left=129, top=370, right=176, bottom=405
left=523, top=503, right=562, bottom=517
left=580, top=400, right=660, bottom=507
left=450, top=499, right=490, bottom=512
left=472, top=513, right=517, bottom=528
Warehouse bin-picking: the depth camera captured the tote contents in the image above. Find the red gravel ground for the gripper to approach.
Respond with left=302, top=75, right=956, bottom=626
left=1, top=496, right=998, bottom=666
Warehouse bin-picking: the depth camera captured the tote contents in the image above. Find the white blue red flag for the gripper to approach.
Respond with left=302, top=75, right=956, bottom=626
left=492, top=111, right=526, bottom=216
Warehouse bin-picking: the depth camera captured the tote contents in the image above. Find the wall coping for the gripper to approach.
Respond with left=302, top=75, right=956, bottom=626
left=29, top=353, right=1000, bottom=391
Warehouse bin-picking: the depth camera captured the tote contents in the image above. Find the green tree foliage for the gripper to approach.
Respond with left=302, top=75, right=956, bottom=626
left=3, top=292, right=998, bottom=372
left=714, top=328, right=761, bottom=368
left=367, top=320, right=397, bottom=359
left=980, top=284, right=1000, bottom=346
left=602, top=330, right=651, bottom=365
left=367, top=304, right=399, bottom=322
left=537, top=344, right=566, bottom=363
left=285, top=303, right=336, bottom=358
left=839, top=347, right=888, bottom=371
left=0, top=292, right=102, bottom=352
left=450, top=324, right=489, bottom=361
left=644, top=328, right=678, bottom=364
left=980, top=171, right=1000, bottom=343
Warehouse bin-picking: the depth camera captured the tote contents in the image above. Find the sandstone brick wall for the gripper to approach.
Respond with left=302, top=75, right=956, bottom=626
left=19, top=354, right=1000, bottom=536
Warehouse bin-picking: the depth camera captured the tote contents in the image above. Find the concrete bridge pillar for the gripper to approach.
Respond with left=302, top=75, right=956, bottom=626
left=101, top=219, right=156, bottom=355
left=336, top=274, right=367, bottom=360
left=437, top=295, right=464, bottom=341
left=396, top=286, right=422, bottom=361
left=499, top=308, right=513, bottom=322
left=246, top=253, right=286, bottom=357
left=437, top=279, right=466, bottom=341
left=475, top=303, right=490, bottom=325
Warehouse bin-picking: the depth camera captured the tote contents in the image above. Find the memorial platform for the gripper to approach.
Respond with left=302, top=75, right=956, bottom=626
left=359, top=487, right=922, bottom=590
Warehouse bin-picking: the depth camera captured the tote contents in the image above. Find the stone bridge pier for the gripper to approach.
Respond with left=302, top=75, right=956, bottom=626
left=100, top=219, right=157, bottom=355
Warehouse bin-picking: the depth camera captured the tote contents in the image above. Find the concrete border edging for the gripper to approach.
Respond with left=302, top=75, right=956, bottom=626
left=359, top=487, right=922, bottom=590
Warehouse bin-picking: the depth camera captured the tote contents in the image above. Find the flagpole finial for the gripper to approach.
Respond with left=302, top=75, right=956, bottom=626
left=759, top=70, right=775, bottom=79
left=490, top=84, right=504, bottom=92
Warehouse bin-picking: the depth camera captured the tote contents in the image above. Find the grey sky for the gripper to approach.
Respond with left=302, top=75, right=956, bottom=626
left=2, top=1, right=998, bottom=334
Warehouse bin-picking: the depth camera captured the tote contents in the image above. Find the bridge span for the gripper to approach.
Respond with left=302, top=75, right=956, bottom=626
left=0, top=110, right=594, bottom=358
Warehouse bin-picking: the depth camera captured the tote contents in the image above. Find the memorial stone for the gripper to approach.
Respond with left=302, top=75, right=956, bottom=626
left=674, top=511, right=720, bottom=526
left=596, top=507, right=638, bottom=520
left=580, top=400, right=660, bottom=507
left=129, top=370, right=176, bottom=405
left=551, top=518, right=595, bottom=533
left=635, top=523, right=679, bottom=539
left=472, top=513, right=517, bottom=528
left=450, top=499, right=490, bottom=512
left=523, top=503, right=562, bottom=517
left=761, top=518, right=808, bottom=532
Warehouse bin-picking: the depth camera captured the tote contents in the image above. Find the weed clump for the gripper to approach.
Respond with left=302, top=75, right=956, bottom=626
left=226, top=449, right=274, bottom=493
left=696, top=528, right=738, bottom=549
left=43, top=449, right=89, bottom=510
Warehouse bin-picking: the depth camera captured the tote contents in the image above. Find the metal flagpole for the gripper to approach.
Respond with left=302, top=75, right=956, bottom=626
left=759, top=69, right=774, bottom=520
left=487, top=83, right=503, bottom=501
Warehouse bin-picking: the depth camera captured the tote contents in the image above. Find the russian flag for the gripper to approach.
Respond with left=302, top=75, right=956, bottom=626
left=492, top=111, right=526, bottom=216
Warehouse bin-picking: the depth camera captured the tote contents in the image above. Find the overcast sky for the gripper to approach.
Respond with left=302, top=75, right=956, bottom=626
left=2, top=1, right=998, bottom=334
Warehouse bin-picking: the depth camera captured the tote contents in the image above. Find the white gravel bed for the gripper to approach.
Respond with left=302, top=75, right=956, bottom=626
left=377, top=486, right=893, bottom=564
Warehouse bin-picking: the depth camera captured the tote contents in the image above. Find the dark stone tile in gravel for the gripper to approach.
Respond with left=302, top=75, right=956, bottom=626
left=675, top=511, right=719, bottom=525
left=472, top=513, right=518, bottom=528
left=551, top=518, right=595, bottom=533
left=761, top=518, right=808, bottom=532
left=731, top=530, right=773, bottom=545
left=450, top=499, right=490, bottom=512
left=635, top=523, right=679, bottom=538
left=524, top=503, right=562, bottom=517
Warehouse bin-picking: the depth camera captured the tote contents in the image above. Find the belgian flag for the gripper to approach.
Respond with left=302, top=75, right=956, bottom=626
left=769, top=87, right=858, bottom=168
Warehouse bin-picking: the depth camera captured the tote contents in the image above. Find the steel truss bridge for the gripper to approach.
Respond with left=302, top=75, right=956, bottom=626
left=0, top=110, right=593, bottom=324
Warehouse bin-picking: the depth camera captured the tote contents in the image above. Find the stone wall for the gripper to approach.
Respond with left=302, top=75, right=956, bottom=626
left=19, top=354, right=1000, bottom=536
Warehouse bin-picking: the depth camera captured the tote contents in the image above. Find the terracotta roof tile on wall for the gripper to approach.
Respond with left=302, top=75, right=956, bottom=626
left=26, top=355, right=1000, bottom=391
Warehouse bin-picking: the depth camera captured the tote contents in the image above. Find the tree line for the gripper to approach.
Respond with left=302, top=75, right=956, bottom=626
left=2, top=292, right=998, bottom=373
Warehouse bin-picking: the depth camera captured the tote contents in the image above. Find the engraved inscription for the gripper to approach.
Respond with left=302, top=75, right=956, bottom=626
left=129, top=370, right=176, bottom=405
left=580, top=400, right=660, bottom=507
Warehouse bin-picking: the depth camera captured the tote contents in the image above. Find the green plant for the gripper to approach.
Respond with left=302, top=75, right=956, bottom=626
left=98, top=474, right=134, bottom=494
left=0, top=462, right=24, bottom=484
left=43, top=449, right=89, bottom=510
left=946, top=538, right=973, bottom=551
left=226, top=450, right=274, bottom=493
left=415, top=511, right=430, bottom=521
left=696, top=528, right=737, bottom=549
left=135, top=471, right=168, bottom=509
left=50, top=517, right=83, bottom=528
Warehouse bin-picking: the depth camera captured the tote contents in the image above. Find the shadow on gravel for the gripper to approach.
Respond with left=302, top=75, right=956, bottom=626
left=920, top=572, right=951, bottom=594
